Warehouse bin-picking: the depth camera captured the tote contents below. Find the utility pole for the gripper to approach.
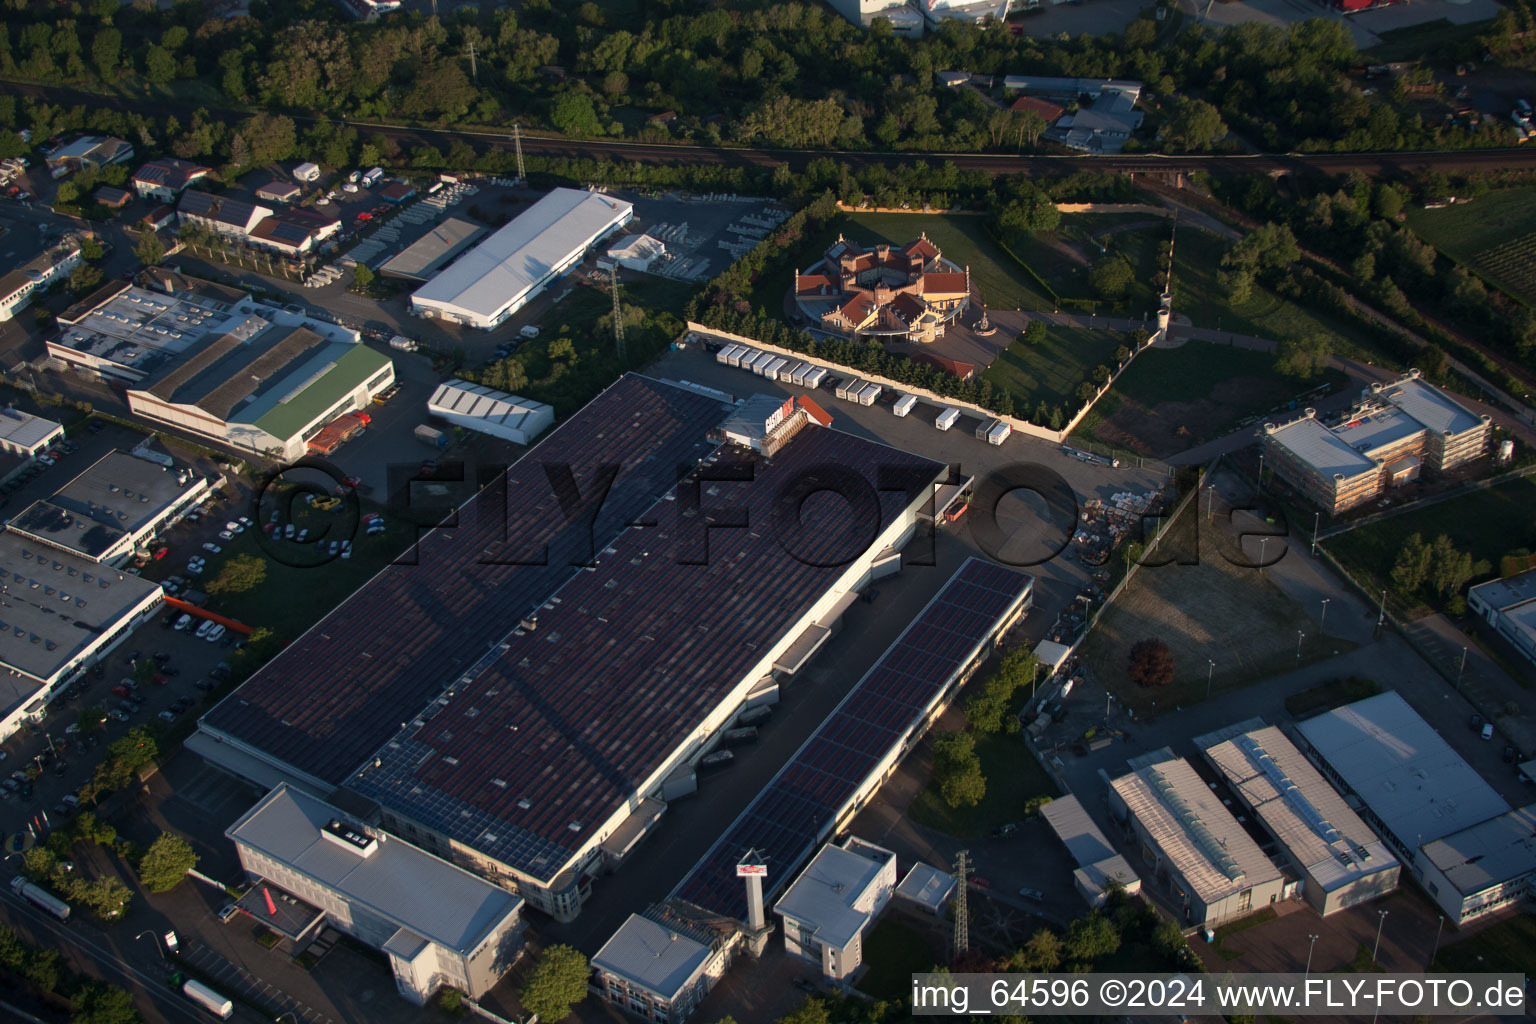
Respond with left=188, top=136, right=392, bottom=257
left=953, top=850, right=970, bottom=956
left=511, top=123, right=526, bottom=183
left=610, top=267, right=625, bottom=361
left=467, top=41, right=478, bottom=82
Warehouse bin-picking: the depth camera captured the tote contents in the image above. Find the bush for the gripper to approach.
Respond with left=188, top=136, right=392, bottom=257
left=137, top=832, right=197, bottom=893
left=436, top=987, right=466, bottom=1016
left=1127, top=638, right=1174, bottom=688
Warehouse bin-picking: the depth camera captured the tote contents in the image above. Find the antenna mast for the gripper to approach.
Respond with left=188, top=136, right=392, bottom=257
left=953, top=849, right=970, bottom=956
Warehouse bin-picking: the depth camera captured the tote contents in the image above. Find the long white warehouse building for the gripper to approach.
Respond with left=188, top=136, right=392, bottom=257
left=410, top=188, right=633, bottom=330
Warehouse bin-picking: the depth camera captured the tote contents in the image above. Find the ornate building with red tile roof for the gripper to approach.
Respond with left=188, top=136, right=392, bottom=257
left=793, top=233, right=971, bottom=343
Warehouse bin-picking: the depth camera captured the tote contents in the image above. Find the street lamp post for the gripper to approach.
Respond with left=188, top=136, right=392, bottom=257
left=1372, top=910, right=1389, bottom=964
left=1320, top=598, right=1330, bottom=637
left=1428, top=915, right=1445, bottom=970
left=1305, top=933, right=1320, bottom=981
left=1312, top=511, right=1320, bottom=555
left=1296, top=630, right=1306, bottom=666
left=1259, top=536, right=1270, bottom=575
left=1457, top=647, right=1468, bottom=689
left=135, top=931, right=164, bottom=962
left=1257, top=453, right=1265, bottom=497
left=1206, top=659, right=1215, bottom=700
left=1376, top=589, right=1387, bottom=632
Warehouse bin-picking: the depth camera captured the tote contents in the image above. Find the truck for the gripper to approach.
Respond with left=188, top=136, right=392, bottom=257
left=892, top=393, right=917, bottom=418
left=716, top=343, right=742, bottom=366
left=759, top=356, right=787, bottom=379
left=935, top=407, right=960, bottom=432
left=835, top=378, right=861, bottom=401
left=361, top=166, right=385, bottom=188
left=979, top=419, right=1012, bottom=446
left=779, top=360, right=805, bottom=383
left=726, top=346, right=751, bottom=368
left=388, top=335, right=418, bottom=352
left=181, top=979, right=234, bottom=1020
left=414, top=424, right=449, bottom=450
left=856, top=382, right=881, bottom=406
left=801, top=366, right=827, bottom=389
left=11, top=876, right=70, bottom=921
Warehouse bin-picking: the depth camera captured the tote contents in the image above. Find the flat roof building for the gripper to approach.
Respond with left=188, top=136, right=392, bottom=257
left=1108, top=756, right=1284, bottom=927
left=602, top=233, right=666, bottom=273
left=1040, top=794, right=1143, bottom=909
left=227, top=784, right=525, bottom=1007
left=1200, top=721, right=1399, bottom=916
left=1263, top=371, right=1491, bottom=513
left=0, top=529, right=162, bottom=739
left=195, top=374, right=944, bottom=921
left=426, top=379, right=554, bottom=446
left=7, top=450, right=208, bottom=567
left=1295, top=691, right=1511, bottom=862
left=893, top=862, right=955, bottom=915
left=0, top=408, right=63, bottom=458
left=46, top=272, right=392, bottom=460
left=1417, top=804, right=1536, bottom=925
left=592, top=910, right=737, bottom=1024
left=410, top=188, right=633, bottom=329
left=46, top=136, right=132, bottom=176
left=1468, top=569, right=1536, bottom=669
left=774, top=837, right=898, bottom=982
left=378, top=218, right=487, bottom=283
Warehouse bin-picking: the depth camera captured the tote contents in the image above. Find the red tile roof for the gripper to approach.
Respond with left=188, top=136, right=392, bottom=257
left=920, top=272, right=968, bottom=295
left=904, top=236, right=940, bottom=261
left=1010, top=96, right=1066, bottom=123
left=796, top=395, right=833, bottom=427
left=912, top=351, right=976, bottom=380
left=796, top=274, right=837, bottom=295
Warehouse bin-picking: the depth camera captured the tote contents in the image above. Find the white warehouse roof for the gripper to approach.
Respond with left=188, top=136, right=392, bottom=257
left=1419, top=803, right=1536, bottom=897
left=428, top=379, right=554, bottom=446
left=1204, top=724, right=1398, bottom=894
left=411, top=188, right=632, bottom=325
left=0, top=408, right=63, bottom=451
left=1296, top=691, right=1510, bottom=848
left=1110, top=757, right=1280, bottom=907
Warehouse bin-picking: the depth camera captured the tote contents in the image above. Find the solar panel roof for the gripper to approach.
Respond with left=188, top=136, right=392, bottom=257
left=201, top=374, right=735, bottom=786
left=670, top=558, right=1031, bottom=919
left=348, top=423, right=944, bottom=882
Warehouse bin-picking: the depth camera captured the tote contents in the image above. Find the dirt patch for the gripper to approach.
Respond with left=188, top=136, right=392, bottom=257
left=1092, top=374, right=1292, bottom=459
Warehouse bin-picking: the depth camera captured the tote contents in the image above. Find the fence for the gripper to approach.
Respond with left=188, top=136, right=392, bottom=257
left=686, top=321, right=1156, bottom=454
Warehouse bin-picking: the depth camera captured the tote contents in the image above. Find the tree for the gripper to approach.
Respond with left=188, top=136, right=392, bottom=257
left=207, top=553, right=267, bottom=596
left=68, top=981, right=139, bottom=1024
left=137, top=832, right=197, bottom=893
left=1090, top=257, right=1133, bottom=300
left=778, top=1000, right=831, bottom=1024
left=134, top=231, right=163, bottom=267
left=1063, top=913, right=1121, bottom=963
left=518, top=944, right=589, bottom=1022
left=1022, top=320, right=1047, bottom=345
left=76, top=705, right=107, bottom=735
left=1275, top=334, right=1331, bottom=378
left=1390, top=532, right=1432, bottom=594
left=1008, top=928, right=1062, bottom=972
left=1127, top=638, right=1174, bottom=688
left=69, top=265, right=103, bottom=295
left=550, top=92, right=605, bottom=138
left=931, top=731, right=986, bottom=808
left=1163, top=98, right=1226, bottom=153
left=1428, top=534, right=1483, bottom=598
left=352, top=263, right=375, bottom=293
left=79, top=236, right=105, bottom=261
left=144, top=45, right=176, bottom=84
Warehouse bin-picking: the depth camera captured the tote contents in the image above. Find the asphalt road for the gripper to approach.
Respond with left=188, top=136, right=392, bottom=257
left=13, top=82, right=1536, bottom=181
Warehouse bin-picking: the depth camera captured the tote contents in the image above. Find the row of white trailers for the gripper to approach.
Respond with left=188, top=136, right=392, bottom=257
left=713, top=342, right=1012, bottom=445
left=716, top=343, right=828, bottom=389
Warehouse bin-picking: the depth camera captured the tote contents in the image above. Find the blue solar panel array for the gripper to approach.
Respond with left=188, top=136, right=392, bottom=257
left=670, top=557, right=1032, bottom=920
left=202, top=375, right=733, bottom=786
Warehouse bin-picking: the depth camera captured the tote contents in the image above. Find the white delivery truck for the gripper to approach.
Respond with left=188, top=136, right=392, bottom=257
left=857, top=382, right=881, bottom=406
left=893, top=393, right=917, bottom=418
left=780, top=360, right=804, bottom=383
left=835, top=378, right=859, bottom=401
left=181, top=979, right=234, bottom=1020
left=801, top=366, right=828, bottom=389
left=983, top=419, right=1013, bottom=445
left=935, top=407, right=960, bottom=431
left=716, top=344, right=742, bottom=365
left=790, top=362, right=811, bottom=386
left=760, top=356, right=788, bottom=379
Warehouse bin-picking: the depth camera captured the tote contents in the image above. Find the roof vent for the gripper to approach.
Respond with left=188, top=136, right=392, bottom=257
left=517, top=798, right=532, bottom=810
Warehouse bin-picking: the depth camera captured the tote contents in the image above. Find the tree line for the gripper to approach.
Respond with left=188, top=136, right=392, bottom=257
left=0, top=1, right=1508, bottom=156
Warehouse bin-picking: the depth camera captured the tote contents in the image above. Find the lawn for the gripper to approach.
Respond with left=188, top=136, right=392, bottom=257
left=908, top=727, right=1060, bottom=839
left=1406, top=186, right=1536, bottom=307
left=1433, top=913, right=1536, bottom=975
left=1080, top=496, right=1356, bottom=719
left=856, top=920, right=940, bottom=1000
left=996, top=213, right=1170, bottom=313
left=985, top=325, right=1129, bottom=412
left=1172, top=232, right=1389, bottom=360
left=1071, top=340, right=1346, bottom=458
left=1323, top=475, right=1536, bottom=617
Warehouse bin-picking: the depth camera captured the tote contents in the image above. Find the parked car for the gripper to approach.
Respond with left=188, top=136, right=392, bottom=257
left=218, top=530, right=234, bottom=541
left=195, top=619, right=215, bottom=639
left=1017, top=887, right=1046, bottom=903
left=991, top=823, right=1019, bottom=838
left=109, top=709, right=129, bottom=722
left=202, top=542, right=222, bottom=554
left=225, top=521, right=243, bottom=533
left=1482, top=723, right=1495, bottom=741
left=1470, top=714, right=1484, bottom=731
left=1504, top=745, right=1519, bottom=764
left=157, top=710, right=176, bottom=723
left=110, top=684, right=131, bottom=698
left=206, top=624, right=226, bottom=644
left=194, top=679, right=215, bottom=692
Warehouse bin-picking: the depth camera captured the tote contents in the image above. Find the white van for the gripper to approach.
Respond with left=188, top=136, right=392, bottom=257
left=206, top=624, right=226, bottom=644
left=194, top=619, right=214, bottom=639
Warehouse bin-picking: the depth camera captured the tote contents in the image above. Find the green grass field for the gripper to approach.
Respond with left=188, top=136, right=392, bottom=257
left=985, top=325, right=1128, bottom=412
left=908, top=727, right=1060, bottom=839
left=1323, top=476, right=1536, bottom=616
left=1433, top=913, right=1536, bottom=975
left=1406, top=187, right=1536, bottom=307
left=857, top=920, right=940, bottom=1000
left=1173, top=232, right=1388, bottom=360
left=998, top=213, right=1170, bottom=312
